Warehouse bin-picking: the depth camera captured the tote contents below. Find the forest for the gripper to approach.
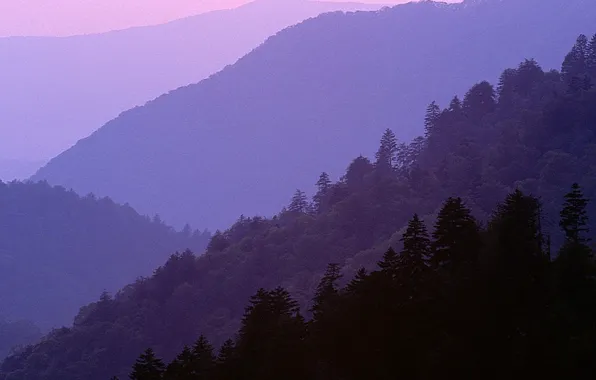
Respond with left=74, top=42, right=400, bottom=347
left=0, top=180, right=210, bottom=331
left=121, top=183, right=596, bottom=379
left=1, top=33, right=596, bottom=380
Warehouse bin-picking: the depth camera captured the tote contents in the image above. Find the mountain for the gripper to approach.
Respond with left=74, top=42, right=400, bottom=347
left=0, top=0, right=383, bottom=163
left=0, top=180, right=210, bottom=330
left=31, top=0, right=596, bottom=231
left=7, top=33, right=596, bottom=380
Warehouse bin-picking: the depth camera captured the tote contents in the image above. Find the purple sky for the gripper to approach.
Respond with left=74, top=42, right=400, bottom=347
left=0, top=0, right=425, bottom=37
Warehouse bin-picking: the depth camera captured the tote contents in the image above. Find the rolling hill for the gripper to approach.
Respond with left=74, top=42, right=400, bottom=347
left=0, top=180, right=210, bottom=330
left=32, top=0, right=596, bottom=231
left=0, top=0, right=383, bottom=173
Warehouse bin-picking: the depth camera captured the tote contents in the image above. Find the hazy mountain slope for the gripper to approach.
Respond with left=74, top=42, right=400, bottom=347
left=7, top=34, right=596, bottom=380
left=32, top=0, right=596, bottom=230
left=0, top=181, right=210, bottom=330
left=0, top=0, right=382, bottom=165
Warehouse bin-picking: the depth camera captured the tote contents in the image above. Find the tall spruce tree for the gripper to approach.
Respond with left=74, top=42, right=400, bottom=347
left=311, top=263, right=342, bottom=322
left=288, top=189, right=309, bottom=214
left=313, top=172, right=332, bottom=214
left=129, top=348, right=165, bottom=380
left=562, top=34, right=589, bottom=82
left=431, top=197, right=481, bottom=271
left=398, top=214, right=431, bottom=284
left=164, top=346, right=193, bottom=380
left=375, top=129, right=398, bottom=171
left=424, top=101, right=441, bottom=138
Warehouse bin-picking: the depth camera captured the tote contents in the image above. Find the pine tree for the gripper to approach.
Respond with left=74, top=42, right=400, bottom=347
left=313, top=172, right=332, bottom=213
left=398, top=214, right=431, bottom=282
left=431, top=197, right=481, bottom=271
left=588, top=34, right=596, bottom=77
left=449, top=96, right=462, bottom=112
left=344, top=156, right=373, bottom=189
left=164, top=346, right=193, bottom=380
left=129, top=348, right=165, bottom=380
left=463, top=81, right=496, bottom=121
left=345, top=267, right=368, bottom=294
left=190, top=335, right=216, bottom=379
left=311, top=263, right=342, bottom=321
left=375, top=129, right=398, bottom=171
left=377, top=247, right=400, bottom=273
left=560, top=183, right=590, bottom=245
left=214, top=339, right=237, bottom=380
left=424, top=101, right=441, bottom=138
left=562, top=34, right=589, bottom=82
left=288, top=189, right=309, bottom=214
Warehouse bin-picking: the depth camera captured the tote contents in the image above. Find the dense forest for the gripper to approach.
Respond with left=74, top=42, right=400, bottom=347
left=2, top=34, right=596, bottom=380
left=0, top=181, right=210, bottom=331
left=121, top=184, right=596, bottom=379
left=32, top=0, right=596, bottom=231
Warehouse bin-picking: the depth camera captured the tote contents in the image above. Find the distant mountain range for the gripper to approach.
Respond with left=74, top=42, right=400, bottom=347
left=0, top=181, right=210, bottom=330
left=0, top=0, right=383, bottom=165
left=32, top=0, right=596, bottom=230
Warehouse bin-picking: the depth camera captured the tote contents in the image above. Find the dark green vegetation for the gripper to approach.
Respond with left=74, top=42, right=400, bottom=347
left=0, top=320, right=41, bottom=360
left=3, top=34, right=596, bottom=380
left=32, top=0, right=596, bottom=231
left=122, top=185, right=596, bottom=379
left=0, top=181, right=210, bottom=330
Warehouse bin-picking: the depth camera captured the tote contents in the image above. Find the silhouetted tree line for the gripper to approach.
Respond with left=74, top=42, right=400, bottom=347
left=122, top=184, right=596, bottom=379
left=3, top=34, right=596, bottom=380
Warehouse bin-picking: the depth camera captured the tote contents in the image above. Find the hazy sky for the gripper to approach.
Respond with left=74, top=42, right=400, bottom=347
left=0, top=0, right=420, bottom=37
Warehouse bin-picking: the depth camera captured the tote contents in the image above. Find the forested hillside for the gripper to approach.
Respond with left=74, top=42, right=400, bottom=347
left=0, top=181, right=210, bottom=331
left=32, top=0, right=596, bottom=231
left=3, top=34, right=596, bottom=380
left=123, top=185, right=596, bottom=379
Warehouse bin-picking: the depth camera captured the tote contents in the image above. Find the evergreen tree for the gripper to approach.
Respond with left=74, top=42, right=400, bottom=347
left=562, top=34, right=589, bottom=82
left=431, top=197, right=481, bottom=271
left=424, top=101, right=441, bottom=138
left=190, top=335, right=216, bottom=379
left=375, top=129, right=398, bottom=171
left=311, top=263, right=342, bottom=321
left=463, top=81, right=496, bottom=121
left=288, top=189, right=309, bottom=214
left=313, top=172, right=332, bottom=213
left=377, top=247, right=400, bottom=273
left=588, top=34, right=596, bottom=77
left=164, top=346, right=193, bottom=380
left=559, top=183, right=590, bottom=245
left=129, top=348, right=165, bottom=380
left=344, top=156, right=374, bottom=190
left=398, top=214, right=431, bottom=283
left=449, top=96, right=462, bottom=112
left=214, top=339, right=237, bottom=380
left=207, top=230, right=229, bottom=252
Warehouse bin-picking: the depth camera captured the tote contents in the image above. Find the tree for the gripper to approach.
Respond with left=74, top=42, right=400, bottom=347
left=313, top=172, right=332, bottom=213
left=559, top=183, right=590, bottom=245
left=288, top=189, right=309, bottom=214
left=377, top=247, right=400, bottom=273
left=463, top=81, right=496, bottom=122
left=424, top=101, right=441, bottom=138
left=164, top=346, right=193, bottom=380
left=375, top=129, right=398, bottom=171
left=344, top=156, right=373, bottom=190
left=431, top=197, right=481, bottom=271
left=190, top=335, right=216, bottom=379
left=207, top=230, right=230, bottom=252
left=398, top=214, right=431, bottom=284
left=588, top=34, right=596, bottom=77
left=311, top=263, right=342, bottom=322
left=129, top=348, right=165, bottom=380
left=562, top=34, right=589, bottom=82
